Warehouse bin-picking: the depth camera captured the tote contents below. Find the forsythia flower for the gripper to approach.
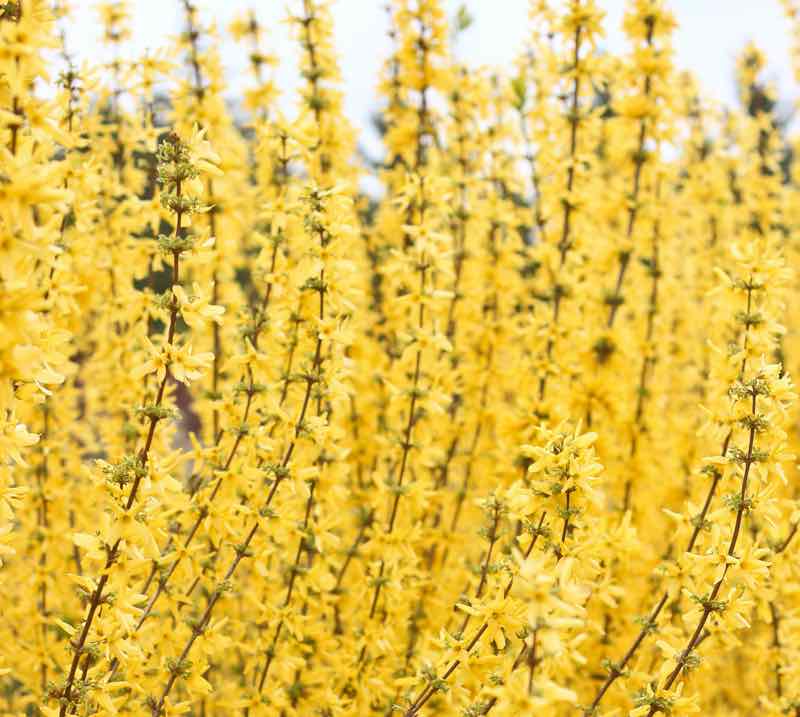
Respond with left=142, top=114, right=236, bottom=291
left=2, top=3, right=800, bottom=717
left=173, top=282, right=225, bottom=329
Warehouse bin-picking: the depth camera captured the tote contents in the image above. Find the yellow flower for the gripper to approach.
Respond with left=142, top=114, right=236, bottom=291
left=187, top=123, right=223, bottom=176
left=174, top=282, right=225, bottom=329
left=0, top=418, right=38, bottom=465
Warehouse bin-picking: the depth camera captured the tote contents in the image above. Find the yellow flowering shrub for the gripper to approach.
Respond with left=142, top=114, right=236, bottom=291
left=3, top=0, right=800, bottom=715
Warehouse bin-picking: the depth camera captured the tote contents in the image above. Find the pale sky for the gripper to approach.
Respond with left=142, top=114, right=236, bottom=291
left=64, top=0, right=798, bottom=150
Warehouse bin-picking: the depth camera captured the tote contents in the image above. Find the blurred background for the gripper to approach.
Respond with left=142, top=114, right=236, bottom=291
left=64, top=1, right=799, bottom=155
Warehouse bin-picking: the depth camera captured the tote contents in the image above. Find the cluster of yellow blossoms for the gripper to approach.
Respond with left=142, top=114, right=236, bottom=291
left=3, top=0, right=800, bottom=715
